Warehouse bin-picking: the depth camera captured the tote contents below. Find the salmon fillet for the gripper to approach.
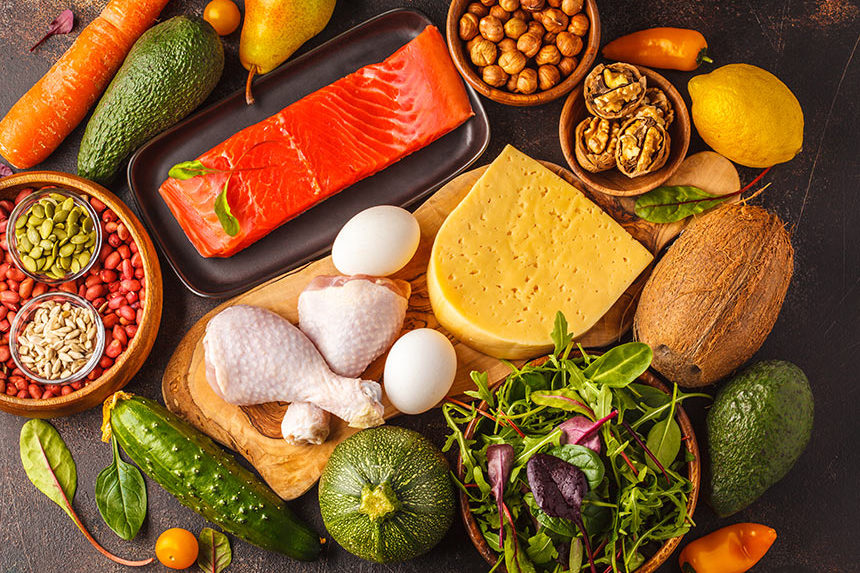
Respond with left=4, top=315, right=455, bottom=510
left=159, top=26, right=473, bottom=258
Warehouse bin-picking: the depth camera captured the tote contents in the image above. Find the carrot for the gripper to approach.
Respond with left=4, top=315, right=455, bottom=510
left=0, top=0, right=171, bottom=169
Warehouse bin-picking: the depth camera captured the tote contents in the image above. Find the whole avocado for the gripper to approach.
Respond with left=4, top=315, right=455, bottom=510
left=78, top=16, right=224, bottom=183
left=706, top=360, right=813, bottom=517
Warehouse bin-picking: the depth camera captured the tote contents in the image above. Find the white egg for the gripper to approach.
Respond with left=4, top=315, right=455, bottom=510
left=384, top=329, right=457, bottom=415
left=332, top=206, right=420, bottom=276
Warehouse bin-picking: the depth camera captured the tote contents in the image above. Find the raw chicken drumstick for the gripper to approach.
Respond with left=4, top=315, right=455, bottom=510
left=203, top=305, right=384, bottom=429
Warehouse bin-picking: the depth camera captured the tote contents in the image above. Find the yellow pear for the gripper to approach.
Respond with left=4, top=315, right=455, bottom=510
left=240, top=0, right=336, bottom=103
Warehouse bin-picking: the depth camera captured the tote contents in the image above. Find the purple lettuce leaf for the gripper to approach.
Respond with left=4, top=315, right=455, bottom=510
left=487, top=444, right=515, bottom=549
left=558, top=416, right=602, bottom=453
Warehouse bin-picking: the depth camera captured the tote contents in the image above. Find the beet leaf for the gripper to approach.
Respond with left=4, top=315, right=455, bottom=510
left=487, top=444, right=515, bottom=549
left=30, top=10, right=74, bottom=52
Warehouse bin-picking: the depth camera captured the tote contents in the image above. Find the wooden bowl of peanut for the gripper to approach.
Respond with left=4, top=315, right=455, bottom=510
left=447, top=0, right=601, bottom=106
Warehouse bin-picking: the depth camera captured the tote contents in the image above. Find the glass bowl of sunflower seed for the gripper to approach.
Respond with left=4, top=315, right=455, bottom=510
left=6, top=188, right=102, bottom=285
left=9, top=292, right=105, bottom=385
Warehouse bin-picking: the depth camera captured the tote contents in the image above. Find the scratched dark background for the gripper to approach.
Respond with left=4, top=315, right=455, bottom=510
left=0, top=1, right=858, bottom=572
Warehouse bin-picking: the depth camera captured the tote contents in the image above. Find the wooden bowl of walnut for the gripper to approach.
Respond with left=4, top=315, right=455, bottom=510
left=447, top=0, right=601, bottom=106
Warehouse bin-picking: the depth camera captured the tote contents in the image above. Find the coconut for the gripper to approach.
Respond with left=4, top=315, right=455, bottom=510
left=633, top=204, right=793, bottom=387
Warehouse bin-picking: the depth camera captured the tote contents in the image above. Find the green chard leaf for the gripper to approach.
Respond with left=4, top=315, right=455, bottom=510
left=214, top=182, right=240, bottom=237
left=548, top=444, right=605, bottom=490
left=20, top=419, right=77, bottom=520
left=645, top=417, right=682, bottom=471
left=634, top=185, right=730, bottom=223
left=531, top=389, right=592, bottom=415
left=583, top=342, right=653, bottom=388
left=198, top=527, right=232, bottom=573
left=95, top=436, right=147, bottom=540
left=168, top=160, right=214, bottom=180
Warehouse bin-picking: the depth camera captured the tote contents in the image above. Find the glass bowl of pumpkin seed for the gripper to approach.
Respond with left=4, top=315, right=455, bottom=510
left=9, top=292, right=106, bottom=385
left=6, top=188, right=102, bottom=285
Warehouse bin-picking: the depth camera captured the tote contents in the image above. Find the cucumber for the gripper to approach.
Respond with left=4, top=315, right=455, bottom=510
left=103, top=392, right=322, bottom=561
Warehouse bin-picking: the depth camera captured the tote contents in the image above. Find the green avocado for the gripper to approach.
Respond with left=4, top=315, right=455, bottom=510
left=706, top=360, right=813, bottom=517
left=78, top=16, right=224, bottom=184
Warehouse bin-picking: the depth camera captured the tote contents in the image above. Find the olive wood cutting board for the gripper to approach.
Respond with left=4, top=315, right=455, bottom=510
left=162, top=154, right=737, bottom=500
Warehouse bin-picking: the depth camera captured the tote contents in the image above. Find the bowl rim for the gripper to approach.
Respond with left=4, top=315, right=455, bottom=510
left=9, top=292, right=106, bottom=385
left=456, top=358, right=701, bottom=572
left=559, top=64, right=692, bottom=197
left=6, top=187, right=103, bottom=285
left=446, top=0, right=602, bottom=107
left=0, top=171, right=162, bottom=415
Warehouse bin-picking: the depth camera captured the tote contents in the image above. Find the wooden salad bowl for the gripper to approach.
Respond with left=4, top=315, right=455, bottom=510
left=446, top=0, right=601, bottom=106
left=457, top=362, right=700, bottom=572
left=0, top=172, right=162, bottom=418
left=559, top=65, right=691, bottom=197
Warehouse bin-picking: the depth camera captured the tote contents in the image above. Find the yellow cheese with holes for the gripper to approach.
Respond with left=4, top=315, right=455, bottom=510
left=427, top=145, right=653, bottom=358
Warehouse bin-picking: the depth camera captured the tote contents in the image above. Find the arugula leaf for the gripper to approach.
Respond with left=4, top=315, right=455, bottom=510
left=214, top=181, right=240, bottom=237
left=634, top=185, right=730, bottom=223
left=464, top=370, right=496, bottom=406
left=583, top=343, right=653, bottom=388
left=551, top=311, right=572, bottom=356
left=525, top=531, right=558, bottom=565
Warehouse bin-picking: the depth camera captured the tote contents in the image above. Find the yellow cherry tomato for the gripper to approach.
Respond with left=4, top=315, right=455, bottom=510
left=156, top=528, right=199, bottom=570
left=203, top=0, right=241, bottom=36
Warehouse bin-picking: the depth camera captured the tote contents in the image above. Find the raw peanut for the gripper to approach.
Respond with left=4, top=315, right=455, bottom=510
left=134, top=268, right=145, bottom=279
left=0, top=307, right=7, bottom=320
left=0, top=381, right=5, bottom=394
left=136, top=308, right=144, bottom=324
left=105, top=221, right=118, bottom=233
left=121, top=279, right=140, bottom=292
left=119, top=305, right=136, bottom=321
left=108, top=282, right=120, bottom=293
left=84, top=285, right=106, bottom=301
left=6, top=267, right=25, bottom=281
left=70, top=381, right=83, bottom=390
left=2, top=302, right=17, bottom=312
left=16, top=389, right=28, bottom=398
left=102, top=210, right=117, bottom=223
left=61, top=385, right=73, bottom=396
left=100, top=355, right=114, bottom=369
left=11, top=367, right=22, bottom=377
left=0, top=263, right=9, bottom=277
left=6, top=386, right=16, bottom=396
left=116, top=224, right=129, bottom=241
left=59, top=281, right=77, bottom=294
left=105, top=340, right=123, bottom=358
left=108, top=297, right=124, bottom=310
left=112, top=325, right=128, bottom=346
left=0, top=320, right=9, bottom=332
left=108, top=233, right=122, bottom=248
left=0, top=283, right=6, bottom=292
left=88, top=367, right=103, bottom=381
left=104, top=251, right=121, bottom=269
left=93, top=297, right=106, bottom=309
left=100, top=270, right=117, bottom=283
left=78, top=284, right=87, bottom=297
left=14, top=189, right=32, bottom=205
left=7, top=311, right=15, bottom=325
left=85, top=274, right=101, bottom=288
left=125, top=291, right=138, bottom=304
left=129, top=242, right=138, bottom=254
left=89, top=197, right=106, bottom=212
left=119, top=317, right=130, bottom=326
left=0, top=220, right=7, bottom=233
left=12, top=376, right=27, bottom=391
left=0, top=291, right=19, bottom=304
left=6, top=279, right=18, bottom=291
left=99, top=244, right=110, bottom=262
left=18, top=278, right=33, bottom=299
left=102, top=313, right=119, bottom=327
left=125, top=324, right=138, bottom=338
left=31, top=283, right=47, bottom=297
left=0, top=345, right=9, bottom=362
left=118, top=245, right=131, bottom=259
left=0, top=200, right=13, bottom=212
left=29, top=384, right=42, bottom=399
left=130, top=253, right=142, bottom=268
left=41, top=390, right=55, bottom=399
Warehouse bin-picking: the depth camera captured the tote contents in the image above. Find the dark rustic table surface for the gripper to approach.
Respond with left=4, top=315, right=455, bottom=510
left=0, top=1, right=858, bottom=572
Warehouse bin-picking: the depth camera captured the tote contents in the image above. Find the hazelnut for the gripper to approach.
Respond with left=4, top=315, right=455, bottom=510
left=539, top=64, right=561, bottom=90
left=483, top=64, right=509, bottom=87
left=558, top=56, right=578, bottom=76
left=507, top=74, right=519, bottom=92
left=556, top=31, right=583, bottom=56
left=489, top=5, right=511, bottom=22
left=498, top=49, right=528, bottom=74
left=467, top=2, right=490, bottom=18
left=527, top=20, right=545, bottom=38
left=535, top=44, right=561, bottom=65
left=459, top=13, right=480, bottom=41
left=480, top=15, right=505, bottom=42
left=470, top=38, right=498, bottom=67
left=540, top=8, right=569, bottom=33
left=544, top=32, right=557, bottom=44
left=511, top=9, right=529, bottom=20
left=547, top=0, right=562, bottom=6
left=517, top=32, right=542, bottom=58
left=516, top=68, right=539, bottom=94
left=561, top=0, right=584, bottom=15
left=479, top=0, right=495, bottom=6
left=466, top=36, right=482, bottom=53
left=521, top=0, right=546, bottom=12
left=498, top=38, right=518, bottom=52
left=504, top=17, right=529, bottom=39
left=568, top=12, right=590, bottom=36
left=499, top=0, right=520, bottom=11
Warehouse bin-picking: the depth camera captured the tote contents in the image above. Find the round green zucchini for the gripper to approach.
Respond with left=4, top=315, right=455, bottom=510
left=319, top=426, right=455, bottom=563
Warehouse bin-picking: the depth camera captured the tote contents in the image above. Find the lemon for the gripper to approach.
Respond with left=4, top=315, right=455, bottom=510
left=688, top=64, right=804, bottom=168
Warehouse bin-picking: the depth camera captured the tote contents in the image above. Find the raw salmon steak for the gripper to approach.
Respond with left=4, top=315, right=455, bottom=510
left=159, top=26, right=473, bottom=258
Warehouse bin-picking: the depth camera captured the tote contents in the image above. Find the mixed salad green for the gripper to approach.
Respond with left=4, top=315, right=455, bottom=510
left=443, top=313, right=709, bottom=573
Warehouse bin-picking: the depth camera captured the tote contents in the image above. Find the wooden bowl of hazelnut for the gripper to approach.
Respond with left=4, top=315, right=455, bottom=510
left=447, top=0, right=601, bottom=106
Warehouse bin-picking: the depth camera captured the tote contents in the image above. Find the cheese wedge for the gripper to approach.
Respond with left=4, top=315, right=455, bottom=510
left=427, top=145, right=653, bottom=359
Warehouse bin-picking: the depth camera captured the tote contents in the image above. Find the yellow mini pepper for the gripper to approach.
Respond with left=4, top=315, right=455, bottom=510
left=602, top=27, right=712, bottom=71
left=679, top=523, right=777, bottom=573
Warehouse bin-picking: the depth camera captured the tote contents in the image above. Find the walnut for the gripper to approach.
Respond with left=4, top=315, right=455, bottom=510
left=575, top=116, right=621, bottom=172
left=467, top=2, right=490, bottom=18
left=459, top=13, right=480, bottom=41
left=556, top=31, right=583, bottom=57
left=635, top=87, right=675, bottom=127
left=539, top=64, right=561, bottom=90
left=483, top=64, right=510, bottom=87
left=516, top=68, right=539, bottom=94
left=504, top=17, right=529, bottom=39
left=616, top=117, right=671, bottom=177
left=584, top=63, right=647, bottom=119
left=568, top=12, right=589, bottom=36
left=539, top=8, right=568, bottom=33
left=558, top=56, right=578, bottom=76
left=561, top=0, right=584, bottom=15
left=535, top=44, right=561, bottom=66
left=498, top=49, right=528, bottom=75
left=517, top=32, right=542, bottom=58
left=498, top=38, right=518, bottom=52
left=490, top=5, right=511, bottom=22
left=499, top=0, right=520, bottom=11
left=521, top=0, right=546, bottom=11
left=480, top=16, right=505, bottom=42
left=470, top=38, right=498, bottom=67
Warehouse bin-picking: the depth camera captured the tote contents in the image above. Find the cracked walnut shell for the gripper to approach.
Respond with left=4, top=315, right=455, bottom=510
left=633, top=87, right=675, bottom=128
left=615, top=117, right=671, bottom=178
left=584, top=63, right=647, bottom=119
left=575, top=116, right=621, bottom=172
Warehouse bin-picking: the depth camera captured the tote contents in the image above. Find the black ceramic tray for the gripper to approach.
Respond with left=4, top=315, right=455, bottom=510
left=127, top=9, right=490, bottom=298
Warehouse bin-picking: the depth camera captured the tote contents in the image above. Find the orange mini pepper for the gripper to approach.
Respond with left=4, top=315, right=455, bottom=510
left=679, top=523, right=777, bottom=573
left=602, top=27, right=712, bottom=71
